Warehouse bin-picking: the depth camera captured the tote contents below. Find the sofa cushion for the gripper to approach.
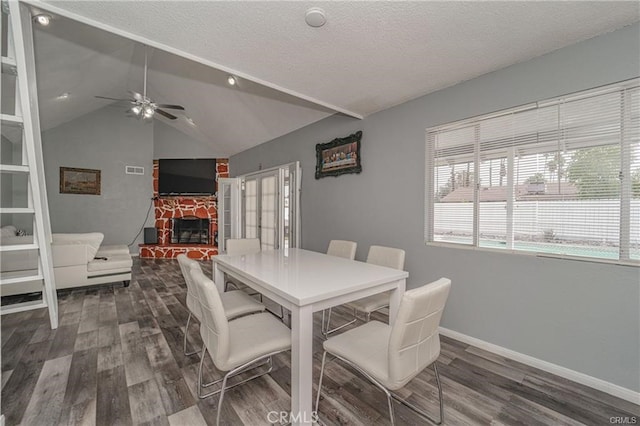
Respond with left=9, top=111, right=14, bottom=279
left=96, top=245, right=130, bottom=257
left=0, top=235, right=33, bottom=245
left=87, top=254, right=132, bottom=273
left=0, top=225, right=17, bottom=237
left=52, top=232, right=104, bottom=260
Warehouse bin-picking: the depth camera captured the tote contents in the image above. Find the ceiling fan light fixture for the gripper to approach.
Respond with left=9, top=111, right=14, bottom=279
left=227, top=75, right=237, bottom=86
left=131, top=105, right=142, bottom=115
left=143, top=106, right=155, bottom=119
left=33, top=14, right=52, bottom=26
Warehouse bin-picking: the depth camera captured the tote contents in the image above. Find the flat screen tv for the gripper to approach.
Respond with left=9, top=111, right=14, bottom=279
left=158, top=158, right=217, bottom=195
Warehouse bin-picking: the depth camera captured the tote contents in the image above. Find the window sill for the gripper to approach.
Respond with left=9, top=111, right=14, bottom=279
left=424, top=241, right=640, bottom=267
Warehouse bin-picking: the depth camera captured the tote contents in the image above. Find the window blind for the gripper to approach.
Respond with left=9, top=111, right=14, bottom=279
left=425, top=79, right=639, bottom=262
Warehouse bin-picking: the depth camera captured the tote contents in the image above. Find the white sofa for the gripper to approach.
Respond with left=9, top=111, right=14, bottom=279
left=0, top=227, right=132, bottom=296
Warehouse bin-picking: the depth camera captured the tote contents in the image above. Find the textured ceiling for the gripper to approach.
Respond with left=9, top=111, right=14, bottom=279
left=23, top=1, right=640, bottom=156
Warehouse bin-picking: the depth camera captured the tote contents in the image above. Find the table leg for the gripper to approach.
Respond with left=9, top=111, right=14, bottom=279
left=290, top=304, right=314, bottom=425
left=212, top=261, right=225, bottom=293
left=388, top=278, right=406, bottom=325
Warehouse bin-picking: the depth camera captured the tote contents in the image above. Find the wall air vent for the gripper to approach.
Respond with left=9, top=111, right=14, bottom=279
left=125, top=166, right=145, bottom=175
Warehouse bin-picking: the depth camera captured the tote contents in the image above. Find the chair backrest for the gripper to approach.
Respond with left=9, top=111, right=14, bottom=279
left=326, top=240, right=357, bottom=260
left=190, top=264, right=231, bottom=370
left=366, top=245, right=405, bottom=270
left=387, top=278, right=451, bottom=390
left=226, top=238, right=261, bottom=256
left=176, top=254, right=203, bottom=321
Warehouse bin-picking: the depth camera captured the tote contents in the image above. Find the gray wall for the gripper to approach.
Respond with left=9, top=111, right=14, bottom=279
left=153, top=120, right=227, bottom=159
left=231, top=24, right=640, bottom=392
left=42, top=106, right=154, bottom=250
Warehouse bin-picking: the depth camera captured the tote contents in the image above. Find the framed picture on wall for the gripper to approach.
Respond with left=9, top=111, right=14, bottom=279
left=315, top=131, right=363, bottom=179
left=60, top=167, right=101, bottom=195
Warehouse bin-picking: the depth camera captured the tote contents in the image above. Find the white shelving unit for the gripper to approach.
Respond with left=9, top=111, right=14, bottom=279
left=0, top=0, right=58, bottom=327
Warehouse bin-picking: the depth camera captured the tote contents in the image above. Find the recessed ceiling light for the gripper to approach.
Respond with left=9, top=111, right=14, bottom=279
left=305, top=7, right=326, bottom=28
left=33, top=14, right=52, bottom=26
left=56, top=92, right=70, bottom=100
left=227, top=75, right=237, bottom=86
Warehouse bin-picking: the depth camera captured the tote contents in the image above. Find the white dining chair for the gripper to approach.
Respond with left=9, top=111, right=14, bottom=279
left=324, top=245, right=405, bottom=336
left=321, top=240, right=357, bottom=337
left=316, top=278, right=451, bottom=425
left=224, top=238, right=261, bottom=296
left=190, top=265, right=291, bottom=426
left=177, top=254, right=265, bottom=356
left=225, top=237, right=288, bottom=320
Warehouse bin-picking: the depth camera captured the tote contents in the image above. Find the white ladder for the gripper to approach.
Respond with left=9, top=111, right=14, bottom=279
left=0, top=0, right=58, bottom=328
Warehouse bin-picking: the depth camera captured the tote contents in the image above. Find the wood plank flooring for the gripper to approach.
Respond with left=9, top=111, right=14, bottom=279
left=1, top=258, right=638, bottom=425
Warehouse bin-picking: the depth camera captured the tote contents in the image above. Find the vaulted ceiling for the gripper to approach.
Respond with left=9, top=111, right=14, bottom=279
left=25, top=1, right=640, bottom=157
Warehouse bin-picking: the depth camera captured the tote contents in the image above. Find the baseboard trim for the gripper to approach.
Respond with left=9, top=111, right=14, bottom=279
left=439, top=327, right=640, bottom=405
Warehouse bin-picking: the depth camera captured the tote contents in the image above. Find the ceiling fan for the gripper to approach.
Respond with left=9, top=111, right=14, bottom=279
left=95, top=46, right=184, bottom=120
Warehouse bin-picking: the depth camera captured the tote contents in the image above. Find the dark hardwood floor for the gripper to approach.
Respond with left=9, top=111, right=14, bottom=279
left=1, top=258, right=638, bottom=425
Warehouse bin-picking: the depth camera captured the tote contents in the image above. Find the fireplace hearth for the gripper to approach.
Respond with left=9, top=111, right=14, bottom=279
left=171, top=217, right=210, bottom=244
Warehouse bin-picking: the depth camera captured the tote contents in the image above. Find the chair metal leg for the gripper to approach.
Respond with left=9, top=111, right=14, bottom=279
left=226, top=279, right=263, bottom=302
left=197, top=346, right=208, bottom=394
left=198, top=350, right=279, bottom=400
left=389, top=363, right=444, bottom=425
left=183, top=312, right=199, bottom=356
left=324, top=353, right=444, bottom=425
left=216, top=370, right=231, bottom=426
left=206, top=353, right=281, bottom=425
left=386, top=392, right=396, bottom=426
left=199, top=357, right=274, bottom=398
left=202, top=356, right=271, bottom=388
left=434, top=363, right=444, bottom=424
left=315, top=351, right=328, bottom=413
left=321, top=307, right=356, bottom=338
left=321, top=309, right=327, bottom=335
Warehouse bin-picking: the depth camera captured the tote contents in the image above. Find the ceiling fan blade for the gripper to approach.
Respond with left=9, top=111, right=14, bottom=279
left=156, top=104, right=185, bottom=110
left=95, top=95, right=130, bottom=101
left=129, top=90, right=143, bottom=101
left=156, top=109, right=177, bottom=120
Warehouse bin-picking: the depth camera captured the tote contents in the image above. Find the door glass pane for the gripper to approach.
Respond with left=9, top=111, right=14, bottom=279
left=221, top=183, right=231, bottom=249
left=283, top=168, right=290, bottom=250
left=244, top=179, right=257, bottom=239
left=260, top=175, right=277, bottom=250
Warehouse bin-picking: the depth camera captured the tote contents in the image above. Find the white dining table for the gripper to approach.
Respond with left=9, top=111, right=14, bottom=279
left=212, top=248, right=408, bottom=425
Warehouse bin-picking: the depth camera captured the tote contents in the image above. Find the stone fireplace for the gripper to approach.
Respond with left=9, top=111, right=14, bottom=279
left=171, top=217, right=210, bottom=244
left=139, top=159, right=229, bottom=260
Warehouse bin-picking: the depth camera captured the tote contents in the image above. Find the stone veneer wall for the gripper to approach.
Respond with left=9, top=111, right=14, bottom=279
left=139, top=159, right=229, bottom=259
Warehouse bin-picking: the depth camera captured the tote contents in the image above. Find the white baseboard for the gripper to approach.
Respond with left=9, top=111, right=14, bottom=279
left=439, top=327, right=640, bottom=405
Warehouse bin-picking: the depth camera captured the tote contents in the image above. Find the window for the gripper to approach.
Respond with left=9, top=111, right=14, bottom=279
left=425, top=79, right=639, bottom=263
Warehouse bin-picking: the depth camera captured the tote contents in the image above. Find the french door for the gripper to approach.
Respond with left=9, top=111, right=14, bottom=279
left=218, top=162, right=300, bottom=253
